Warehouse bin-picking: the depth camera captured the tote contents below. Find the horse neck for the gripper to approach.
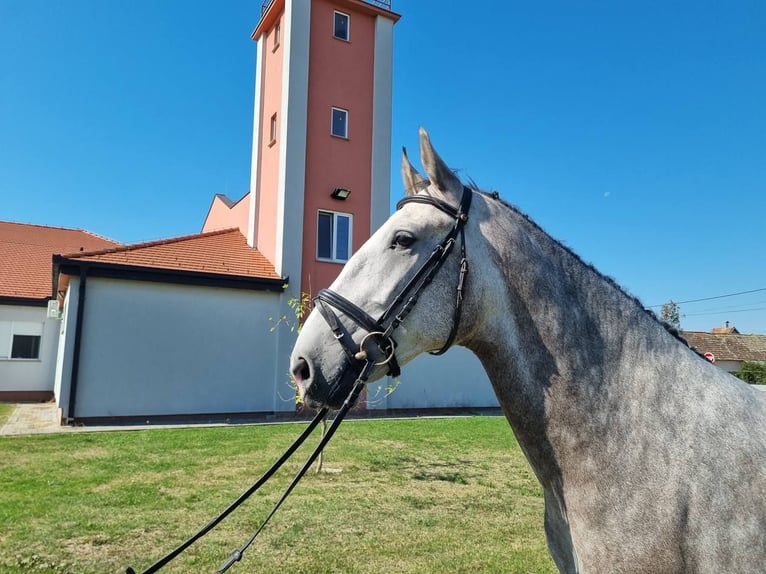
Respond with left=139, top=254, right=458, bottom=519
left=467, top=202, right=684, bottom=482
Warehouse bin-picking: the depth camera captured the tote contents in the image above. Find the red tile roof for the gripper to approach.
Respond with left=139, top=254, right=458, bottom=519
left=59, top=228, right=281, bottom=281
left=683, top=331, right=766, bottom=362
left=711, top=326, right=739, bottom=334
left=0, top=221, right=120, bottom=301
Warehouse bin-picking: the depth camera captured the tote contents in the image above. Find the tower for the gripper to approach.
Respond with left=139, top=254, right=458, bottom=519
left=249, top=0, right=400, bottom=298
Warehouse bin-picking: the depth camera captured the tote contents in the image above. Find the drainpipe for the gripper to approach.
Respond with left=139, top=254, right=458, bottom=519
left=67, top=265, right=88, bottom=424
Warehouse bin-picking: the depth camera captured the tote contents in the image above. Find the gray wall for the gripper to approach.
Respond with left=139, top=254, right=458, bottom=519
left=368, top=346, right=498, bottom=410
left=55, top=277, right=293, bottom=419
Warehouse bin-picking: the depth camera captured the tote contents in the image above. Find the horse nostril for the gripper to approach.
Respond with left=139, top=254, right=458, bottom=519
left=292, top=357, right=310, bottom=383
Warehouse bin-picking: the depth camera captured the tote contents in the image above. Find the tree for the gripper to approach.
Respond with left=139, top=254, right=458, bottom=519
left=660, top=300, right=681, bottom=331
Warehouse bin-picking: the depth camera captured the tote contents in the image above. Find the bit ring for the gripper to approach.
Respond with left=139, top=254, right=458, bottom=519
left=354, top=331, right=396, bottom=366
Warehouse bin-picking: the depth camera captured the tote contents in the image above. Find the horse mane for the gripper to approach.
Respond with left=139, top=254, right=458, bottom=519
left=470, top=186, right=696, bottom=351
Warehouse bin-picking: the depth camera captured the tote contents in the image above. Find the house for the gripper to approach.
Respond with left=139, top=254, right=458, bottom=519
left=52, top=228, right=288, bottom=423
left=683, top=326, right=766, bottom=373
left=0, top=221, right=120, bottom=401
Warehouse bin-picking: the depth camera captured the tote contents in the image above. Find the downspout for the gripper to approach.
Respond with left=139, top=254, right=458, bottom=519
left=67, top=265, right=88, bottom=424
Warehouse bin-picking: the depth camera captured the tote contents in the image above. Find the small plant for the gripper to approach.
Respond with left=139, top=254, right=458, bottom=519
left=366, top=379, right=402, bottom=406
left=268, top=290, right=311, bottom=333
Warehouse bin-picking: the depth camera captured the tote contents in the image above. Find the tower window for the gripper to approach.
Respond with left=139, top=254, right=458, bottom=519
left=269, top=113, right=277, bottom=146
left=273, top=22, right=281, bottom=51
left=331, top=107, right=348, bottom=138
left=333, top=11, right=350, bottom=41
left=317, top=210, right=352, bottom=263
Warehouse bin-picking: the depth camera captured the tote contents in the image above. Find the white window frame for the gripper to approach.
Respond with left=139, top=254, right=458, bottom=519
left=333, top=10, right=350, bottom=41
left=317, top=210, right=352, bottom=263
left=331, top=107, right=348, bottom=139
left=0, top=320, right=43, bottom=360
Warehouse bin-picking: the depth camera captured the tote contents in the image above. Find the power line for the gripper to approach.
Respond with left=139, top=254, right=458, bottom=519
left=648, top=287, right=766, bottom=308
left=693, top=299, right=766, bottom=314
left=682, top=307, right=766, bottom=318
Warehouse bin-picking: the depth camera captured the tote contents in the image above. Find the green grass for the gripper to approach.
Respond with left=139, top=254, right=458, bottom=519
left=0, top=417, right=555, bottom=573
left=0, top=402, right=14, bottom=426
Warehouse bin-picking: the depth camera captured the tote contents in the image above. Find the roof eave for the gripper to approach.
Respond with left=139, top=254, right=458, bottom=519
left=0, top=295, right=50, bottom=307
left=55, top=257, right=287, bottom=293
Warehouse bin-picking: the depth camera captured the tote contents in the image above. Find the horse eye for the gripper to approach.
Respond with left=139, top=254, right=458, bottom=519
left=392, top=233, right=415, bottom=249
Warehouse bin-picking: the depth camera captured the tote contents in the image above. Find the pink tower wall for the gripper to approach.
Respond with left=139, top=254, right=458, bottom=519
left=252, top=0, right=397, bottom=299
left=202, top=194, right=250, bottom=235
left=254, top=13, right=285, bottom=268
left=300, top=0, right=377, bottom=297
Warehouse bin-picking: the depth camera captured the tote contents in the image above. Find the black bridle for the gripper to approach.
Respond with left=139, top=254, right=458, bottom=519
left=314, top=186, right=472, bottom=403
left=125, top=186, right=472, bottom=574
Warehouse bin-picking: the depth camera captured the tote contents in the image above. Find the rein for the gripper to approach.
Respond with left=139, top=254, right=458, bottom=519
left=314, top=186, right=472, bottom=391
left=126, top=373, right=368, bottom=574
left=125, top=186, right=472, bottom=573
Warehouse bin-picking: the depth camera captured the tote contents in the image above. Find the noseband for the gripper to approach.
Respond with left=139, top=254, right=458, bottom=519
left=314, top=186, right=472, bottom=392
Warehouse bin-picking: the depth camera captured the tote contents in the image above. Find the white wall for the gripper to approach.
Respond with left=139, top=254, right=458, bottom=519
left=368, top=346, right=498, bottom=410
left=0, top=303, right=60, bottom=396
left=715, top=360, right=741, bottom=373
left=54, top=285, right=76, bottom=411
left=56, top=277, right=294, bottom=419
left=370, top=14, right=394, bottom=233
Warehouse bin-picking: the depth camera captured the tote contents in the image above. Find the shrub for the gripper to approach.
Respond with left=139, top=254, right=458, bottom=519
left=731, top=361, right=766, bottom=385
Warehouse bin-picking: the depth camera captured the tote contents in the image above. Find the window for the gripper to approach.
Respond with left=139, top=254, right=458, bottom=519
left=12, top=335, right=40, bottom=359
left=269, top=113, right=277, bottom=146
left=0, top=321, right=42, bottom=360
left=331, top=107, right=348, bottom=138
left=273, top=22, right=281, bottom=50
left=317, top=210, right=352, bottom=262
left=333, top=11, right=350, bottom=41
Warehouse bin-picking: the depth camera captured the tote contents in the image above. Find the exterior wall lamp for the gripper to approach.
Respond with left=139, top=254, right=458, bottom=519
left=331, top=187, right=351, bottom=200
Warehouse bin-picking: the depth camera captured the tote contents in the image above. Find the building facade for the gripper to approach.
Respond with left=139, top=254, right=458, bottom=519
left=0, top=221, right=120, bottom=401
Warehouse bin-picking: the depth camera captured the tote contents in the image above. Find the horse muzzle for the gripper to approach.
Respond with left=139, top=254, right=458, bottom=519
left=290, top=355, right=362, bottom=410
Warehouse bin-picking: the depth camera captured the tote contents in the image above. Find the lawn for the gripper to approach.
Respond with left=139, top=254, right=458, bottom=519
left=0, top=416, right=556, bottom=573
left=0, top=402, right=13, bottom=426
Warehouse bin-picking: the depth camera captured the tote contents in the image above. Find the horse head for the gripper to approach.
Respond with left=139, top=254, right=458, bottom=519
left=290, top=129, right=496, bottom=409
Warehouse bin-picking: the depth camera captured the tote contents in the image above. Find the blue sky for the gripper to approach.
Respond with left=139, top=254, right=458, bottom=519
left=2, top=1, right=765, bottom=333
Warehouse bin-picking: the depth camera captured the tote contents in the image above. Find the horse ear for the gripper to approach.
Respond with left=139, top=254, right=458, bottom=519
left=419, top=127, right=462, bottom=200
left=401, top=147, right=427, bottom=197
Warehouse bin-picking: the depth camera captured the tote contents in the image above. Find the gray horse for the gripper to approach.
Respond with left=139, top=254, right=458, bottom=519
left=290, top=129, right=766, bottom=573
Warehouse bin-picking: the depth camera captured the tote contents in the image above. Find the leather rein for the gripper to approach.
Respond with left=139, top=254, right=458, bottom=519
left=125, top=186, right=472, bottom=573
left=314, top=185, right=473, bottom=399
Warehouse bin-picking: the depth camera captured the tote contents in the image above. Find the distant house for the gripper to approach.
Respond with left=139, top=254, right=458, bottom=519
left=52, top=228, right=289, bottom=423
left=0, top=221, right=120, bottom=401
left=683, top=326, right=766, bottom=373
